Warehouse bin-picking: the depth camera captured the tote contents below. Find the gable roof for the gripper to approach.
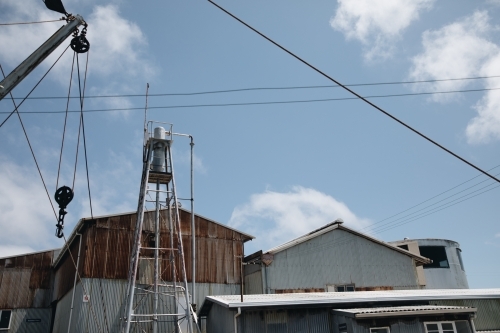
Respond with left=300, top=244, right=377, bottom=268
left=53, top=207, right=254, bottom=268
left=264, top=220, right=431, bottom=265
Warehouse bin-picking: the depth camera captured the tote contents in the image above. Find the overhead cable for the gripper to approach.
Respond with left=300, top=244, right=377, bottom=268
left=207, top=0, right=500, bottom=185
left=12, top=74, right=500, bottom=100
left=2, top=86, right=499, bottom=115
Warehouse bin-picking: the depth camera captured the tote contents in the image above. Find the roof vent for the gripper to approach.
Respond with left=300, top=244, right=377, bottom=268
left=333, top=218, right=344, bottom=225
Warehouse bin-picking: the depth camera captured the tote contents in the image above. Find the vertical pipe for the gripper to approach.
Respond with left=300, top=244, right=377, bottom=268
left=153, top=179, right=160, bottom=333
left=190, top=137, right=195, bottom=309
left=167, top=183, right=179, bottom=333
left=167, top=142, right=194, bottom=333
left=66, top=232, right=82, bottom=333
left=240, top=257, right=244, bottom=302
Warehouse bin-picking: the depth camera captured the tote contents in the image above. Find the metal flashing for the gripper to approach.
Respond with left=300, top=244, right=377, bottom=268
left=332, top=305, right=477, bottom=318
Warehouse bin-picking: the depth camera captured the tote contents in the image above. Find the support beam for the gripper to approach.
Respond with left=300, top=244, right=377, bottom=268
left=0, top=15, right=85, bottom=101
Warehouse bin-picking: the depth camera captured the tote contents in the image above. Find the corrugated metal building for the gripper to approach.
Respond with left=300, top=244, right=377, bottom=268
left=199, top=289, right=500, bottom=333
left=0, top=249, right=60, bottom=332
left=0, top=208, right=253, bottom=333
left=49, top=208, right=253, bottom=333
left=244, top=219, right=431, bottom=295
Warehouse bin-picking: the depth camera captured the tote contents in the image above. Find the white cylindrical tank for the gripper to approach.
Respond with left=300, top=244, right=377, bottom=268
left=152, top=127, right=166, bottom=172
left=390, top=238, right=469, bottom=289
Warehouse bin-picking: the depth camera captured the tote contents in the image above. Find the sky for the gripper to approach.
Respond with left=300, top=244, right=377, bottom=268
left=0, top=0, right=499, bottom=288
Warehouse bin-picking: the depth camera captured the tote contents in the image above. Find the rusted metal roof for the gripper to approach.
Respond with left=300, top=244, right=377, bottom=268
left=264, top=220, right=431, bottom=265
left=332, top=305, right=477, bottom=318
left=0, top=250, right=58, bottom=308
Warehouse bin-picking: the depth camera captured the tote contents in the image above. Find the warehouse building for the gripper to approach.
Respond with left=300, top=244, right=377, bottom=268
left=244, top=219, right=432, bottom=294
left=0, top=208, right=253, bottom=333
left=199, top=289, right=500, bottom=333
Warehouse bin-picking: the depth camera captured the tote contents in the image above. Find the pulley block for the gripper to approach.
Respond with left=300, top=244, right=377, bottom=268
left=70, top=35, right=90, bottom=53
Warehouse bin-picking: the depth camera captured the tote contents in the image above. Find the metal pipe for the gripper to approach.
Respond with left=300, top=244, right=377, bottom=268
left=153, top=179, right=160, bottom=333
left=167, top=142, right=194, bottom=333
left=234, top=307, right=241, bottom=333
left=66, top=232, right=82, bottom=333
left=190, top=136, right=195, bottom=310
left=167, top=183, right=179, bottom=333
left=0, top=15, right=85, bottom=101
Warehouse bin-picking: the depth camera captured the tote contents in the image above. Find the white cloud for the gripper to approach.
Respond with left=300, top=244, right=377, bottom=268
left=0, top=245, right=36, bottom=259
left=229, top=186, right=370, bottom=253
left=408, top=11, right=500, bottom=143
left=409, top=11, right=498, bottom=101
left=466, top=55, right=500, bottom=144
left=0, top=158, right=59, bottom=253
left=0, top=1, right=154, bottom=113
left=330, top=0, right=434, bottom=61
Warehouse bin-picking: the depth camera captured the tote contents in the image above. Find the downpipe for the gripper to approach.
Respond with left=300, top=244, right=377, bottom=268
left=234, top=307, right=241, bottom=333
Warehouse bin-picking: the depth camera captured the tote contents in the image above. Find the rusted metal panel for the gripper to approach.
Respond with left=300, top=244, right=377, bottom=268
left=0, top=250, right=56, bottom=308
left=53, top=209, right=248, bottom=302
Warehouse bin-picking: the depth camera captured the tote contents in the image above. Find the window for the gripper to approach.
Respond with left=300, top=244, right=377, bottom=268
left=424, top=321, right=470, bottom=333
left=370, top=328, right=390, bottom=333
left=419, top=246, right=449, bottom=269
left=335, top=284, right=355, bottom=292
left=398, top=244, right=409, bottom=251
left=0, top=310, right=11, bottom=330
left=456, top=248, right=465, bottom=271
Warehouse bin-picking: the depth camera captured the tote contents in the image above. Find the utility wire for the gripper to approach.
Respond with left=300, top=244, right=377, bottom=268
left=13, top=74, right=500, bottom=100
left=0, top=64, right=58, bottom=221
left=56, top=52, right=76, bottom=190
left=0, top=18, right=65, bottom=26
left=207, top=0, right=500, bottom=185
left=2, top=86, right=499, bottom=115
left=0, top=44, right=70, bottom=127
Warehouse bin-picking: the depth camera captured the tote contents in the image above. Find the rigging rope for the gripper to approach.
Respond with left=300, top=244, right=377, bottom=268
left=0, top=44, right=70, bottom=127
left=56, top=52, right=76, bottom=190
left=0, top=18, right=65, bottom=26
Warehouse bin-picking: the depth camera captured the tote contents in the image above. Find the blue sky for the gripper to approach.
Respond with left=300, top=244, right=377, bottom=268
left=1, top=0, right=499, bottom=288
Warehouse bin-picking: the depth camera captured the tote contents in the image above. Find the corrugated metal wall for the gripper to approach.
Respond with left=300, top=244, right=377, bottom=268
left=7, top=308, right=52, bottom=333
left=266, top=229, right=420, bottom=292
left=0, top=250, right=56, bottom=309
left=237, top=308, right=330, bottom=333
left=206, top=303, right=236, bottom=333
left=245, top=271, right=263, bottom=295
left=430, top=299, right=500, bottom=331
left=51, top=278, right=241, bottom=333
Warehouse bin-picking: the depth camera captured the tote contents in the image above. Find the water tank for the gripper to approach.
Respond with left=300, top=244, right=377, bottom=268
left=390, top=238, right=469, bottom=289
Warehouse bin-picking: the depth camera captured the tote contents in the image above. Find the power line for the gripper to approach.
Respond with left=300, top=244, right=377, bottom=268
left=2, top=86, right=499, bottom=115
left=11, top=74, right=500, bottom=100
left=207, top=0, right=500, bottom=185
left=0, top=18, right=65, bottom=26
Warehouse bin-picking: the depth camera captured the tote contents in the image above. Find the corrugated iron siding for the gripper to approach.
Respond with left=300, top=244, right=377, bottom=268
left=51, top=278, right=241, bottom=333
left=238, top=308, right=330, bottom=333
left=54, top=209, right=248, bottom=300
left=0, top=250, right=55, bottom=308
left=430, top=299, right=500, bottom=331
left=266, top=229, right=420, bottom=292
left=8, top=308, right=52, bottom=333
left=207, top=303, right=236, bottom=333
